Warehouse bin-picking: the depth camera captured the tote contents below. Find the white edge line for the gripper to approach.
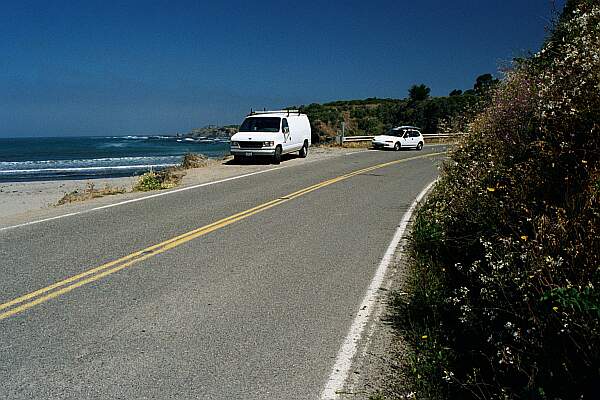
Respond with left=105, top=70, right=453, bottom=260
left=0, top=167, right=285, bottom=232
left=320, top=178, right=438, bottom=399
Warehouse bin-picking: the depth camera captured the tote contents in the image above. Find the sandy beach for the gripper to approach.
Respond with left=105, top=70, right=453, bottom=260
left=0, top=176, right=137, bottom=219
left=0, top=147, right=365, bottom=227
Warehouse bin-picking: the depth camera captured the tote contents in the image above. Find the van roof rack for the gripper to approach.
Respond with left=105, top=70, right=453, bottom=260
left=248, top=109, right=301, bottom=116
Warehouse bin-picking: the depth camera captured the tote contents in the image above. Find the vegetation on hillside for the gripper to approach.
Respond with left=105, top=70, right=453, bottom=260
left=298, top=75, right=497, bottom=143
left=180, top=125, right=238, bottom=139
left=391, top=1, right=600, bottom=398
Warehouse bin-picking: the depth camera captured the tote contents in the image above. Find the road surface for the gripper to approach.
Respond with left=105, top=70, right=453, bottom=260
left=0, top=147, right=445, bottom=399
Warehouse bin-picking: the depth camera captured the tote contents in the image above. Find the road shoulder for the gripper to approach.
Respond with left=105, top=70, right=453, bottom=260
left=338, top=250, right=415, bottom=399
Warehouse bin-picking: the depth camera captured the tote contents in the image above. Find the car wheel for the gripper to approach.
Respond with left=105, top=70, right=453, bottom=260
left=416, top=142, right=423, bottom=151
left=299, top=141, right=308, bottom=158
left=394, top=142, right=401, bottom=151
left=273, top=145, right=282, bottom=164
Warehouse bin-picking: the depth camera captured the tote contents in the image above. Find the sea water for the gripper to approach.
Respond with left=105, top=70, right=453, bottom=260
left=0, top=136, right=230, bottom=182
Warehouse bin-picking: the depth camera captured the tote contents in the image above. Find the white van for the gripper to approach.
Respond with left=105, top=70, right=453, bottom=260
left=230, top=110, right=311, bottom=164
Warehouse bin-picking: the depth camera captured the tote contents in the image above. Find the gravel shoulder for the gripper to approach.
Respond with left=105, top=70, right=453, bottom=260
left=336, top=217, right=420, bottom=399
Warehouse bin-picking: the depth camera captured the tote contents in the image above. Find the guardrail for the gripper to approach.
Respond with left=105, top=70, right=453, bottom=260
left=341, top=133, right=467, bottom=143
left=341, top=135, right=375, bottom=143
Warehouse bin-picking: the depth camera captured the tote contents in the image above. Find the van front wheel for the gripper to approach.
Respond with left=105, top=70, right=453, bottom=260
left=299, top=141, right=308, bottom=158
left=273, top=146, right=282, bottom=164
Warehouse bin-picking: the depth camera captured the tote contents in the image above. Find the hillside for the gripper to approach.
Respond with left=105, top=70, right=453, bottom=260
left=297, top=75, right=496, bottom=142
left=391, top=1, right=600, bottom=398
left=179, top=125, right=238, bottom=139
left=179, top=75, right=494, bottom=142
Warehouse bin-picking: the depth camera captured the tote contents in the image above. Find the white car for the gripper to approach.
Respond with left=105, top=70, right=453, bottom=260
left=372, top=126, right=424, bottom=151
left=230, top=110, right=311, bottom=164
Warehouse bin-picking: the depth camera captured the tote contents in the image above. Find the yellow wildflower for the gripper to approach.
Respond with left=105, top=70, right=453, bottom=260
left=552, top=306, right=559, bottom=312
left=487, top=187, right=496, bottom=192
left=520, top=235, right=528, bottom=241
left=421, top=335, right=428, bottom=339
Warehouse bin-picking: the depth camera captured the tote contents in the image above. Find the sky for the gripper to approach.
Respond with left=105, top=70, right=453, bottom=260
left=0, top=0, right=565, bottom=137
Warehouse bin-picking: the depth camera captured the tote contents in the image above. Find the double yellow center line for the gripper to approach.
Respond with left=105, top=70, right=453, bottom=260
left=0, top=152, right=442, bottom=321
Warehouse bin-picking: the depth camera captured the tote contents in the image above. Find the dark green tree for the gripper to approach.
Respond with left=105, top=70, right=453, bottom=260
left=473, top=73, right=499, bottom=95
left=449, top=89, right=463, bottom=96
left=408, top=84, right=431, bottom=101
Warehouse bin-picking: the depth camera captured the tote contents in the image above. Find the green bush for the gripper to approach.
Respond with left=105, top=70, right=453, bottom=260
left=134, top=167, right=184, bottom=191
left=395, top=2, right=600, bottom=398
left=134, top=171, right=163, bottom=191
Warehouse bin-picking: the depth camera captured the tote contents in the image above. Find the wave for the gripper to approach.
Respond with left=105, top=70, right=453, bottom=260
left=0, top=156, right=184, bottom=176
left=105, top=135, right=175, bottom=140
left=123, top=135, right=150, bottom=140
left=0, top=163, right=178, bottom=175
left=1, top=156, right=181, bottom=166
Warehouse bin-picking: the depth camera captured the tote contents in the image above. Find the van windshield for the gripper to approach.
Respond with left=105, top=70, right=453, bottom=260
left=239, top=117, right=281, bottom=133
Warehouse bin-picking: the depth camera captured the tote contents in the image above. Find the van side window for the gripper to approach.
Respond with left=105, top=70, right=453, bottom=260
left=410, top=131, right=418, bottom=137
left=282, top=118, right=289, bottom=132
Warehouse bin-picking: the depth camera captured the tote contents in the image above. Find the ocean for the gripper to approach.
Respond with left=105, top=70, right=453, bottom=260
left=0, top=136, right=230, bottom=182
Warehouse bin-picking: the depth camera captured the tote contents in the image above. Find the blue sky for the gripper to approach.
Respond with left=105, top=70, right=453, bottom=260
left=1, top=0, right=564, bottom=137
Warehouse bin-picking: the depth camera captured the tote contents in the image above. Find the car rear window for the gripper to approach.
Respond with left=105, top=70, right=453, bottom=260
left=239, top=117, right=281, bottom=132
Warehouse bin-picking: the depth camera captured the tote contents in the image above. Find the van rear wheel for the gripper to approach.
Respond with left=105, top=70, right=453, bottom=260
left=299, top=141, right=308, bottom=158
left=416, top=142, right=423, bottom=151
left=273, top=146, right=282, bottom=164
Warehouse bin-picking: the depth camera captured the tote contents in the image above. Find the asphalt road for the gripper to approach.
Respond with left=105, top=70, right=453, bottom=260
left=0, top=147, right=445, bottom=399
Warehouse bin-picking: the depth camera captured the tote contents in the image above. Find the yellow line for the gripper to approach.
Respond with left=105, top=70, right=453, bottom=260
left=0, top=197, right=284, bottom=313
left=0, top=152, right=443, bottom=321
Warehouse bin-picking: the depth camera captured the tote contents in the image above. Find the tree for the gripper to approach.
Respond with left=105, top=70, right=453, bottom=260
left=473, top=73, right=499, bottom=95
left=449, top=89, right=463, bottom=96
left=408, top=84, right=431, bottom=101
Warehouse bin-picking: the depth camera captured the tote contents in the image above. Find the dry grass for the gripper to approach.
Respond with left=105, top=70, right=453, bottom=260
left=57, top=182, right=126, bottom=205
left=181, top=153, right=210, bottom=169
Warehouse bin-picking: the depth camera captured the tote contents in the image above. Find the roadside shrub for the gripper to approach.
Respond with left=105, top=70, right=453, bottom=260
left=181, top=153, right=209, bottom=169
left=134, top=167, right=183, bottom=191
left=133, top=153, right=208, bottom=192
left=395, top=2, right=600, bottom=398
